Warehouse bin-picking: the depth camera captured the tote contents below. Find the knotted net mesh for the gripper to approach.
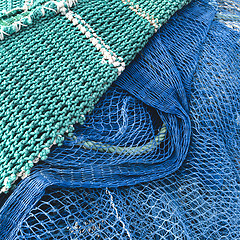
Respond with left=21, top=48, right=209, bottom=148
left=0, top=0, right=240, bottom=239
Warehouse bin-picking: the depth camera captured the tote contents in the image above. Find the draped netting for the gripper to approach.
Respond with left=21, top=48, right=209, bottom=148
left=0, top=0, right=240, bottom=239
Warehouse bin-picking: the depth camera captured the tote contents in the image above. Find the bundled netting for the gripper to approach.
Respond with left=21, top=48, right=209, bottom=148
left=0, top=0, right=190, bottom=193
left=0, top=0, right=240, bottom=239
left=215, top=0, right=240, bottom=31
left=0, top=0, right=24, bottom=12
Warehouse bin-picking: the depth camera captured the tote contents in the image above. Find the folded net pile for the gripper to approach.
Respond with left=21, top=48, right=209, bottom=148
left=0, top=0, right=240, bottom=239
left=0, top=0, right=190, bottom=193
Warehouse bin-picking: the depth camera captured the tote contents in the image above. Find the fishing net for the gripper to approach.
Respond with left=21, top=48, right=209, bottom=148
left=0, top=0, right=240, bottom=239
left=0, top=0, right=23, bottom=12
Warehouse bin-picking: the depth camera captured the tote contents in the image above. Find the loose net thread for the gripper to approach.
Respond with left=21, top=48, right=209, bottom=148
left=0, top=0, right=240, bottom=239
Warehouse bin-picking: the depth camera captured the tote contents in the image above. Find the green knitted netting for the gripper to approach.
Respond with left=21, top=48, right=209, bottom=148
left=0, top=0, right=191, bottom=192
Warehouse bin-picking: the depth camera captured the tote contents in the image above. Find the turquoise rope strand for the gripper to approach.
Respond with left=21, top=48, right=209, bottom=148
left=78, top=124, right=167, bottom=155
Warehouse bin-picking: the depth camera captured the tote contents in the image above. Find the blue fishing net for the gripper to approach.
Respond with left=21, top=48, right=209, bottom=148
left=1, top=0, right=240, bottom=239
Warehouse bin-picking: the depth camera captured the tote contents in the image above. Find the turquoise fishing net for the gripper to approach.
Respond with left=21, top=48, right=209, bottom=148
left=0, top=0, right=240, bottom=239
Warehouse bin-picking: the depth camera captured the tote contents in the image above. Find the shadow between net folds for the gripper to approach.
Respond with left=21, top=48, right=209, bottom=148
left=1, top=0, right=240, bottom=239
